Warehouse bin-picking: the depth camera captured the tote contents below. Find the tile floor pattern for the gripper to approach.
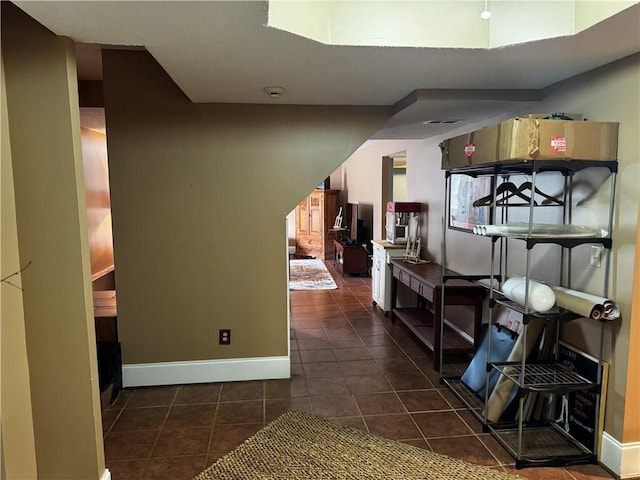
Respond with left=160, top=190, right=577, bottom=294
left=103, top=261, right=617, bottom=480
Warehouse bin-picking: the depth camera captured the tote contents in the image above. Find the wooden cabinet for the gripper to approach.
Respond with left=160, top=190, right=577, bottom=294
left=295, top=189, right=339, bottom=259
left=332, top=239, right=369, bottom=276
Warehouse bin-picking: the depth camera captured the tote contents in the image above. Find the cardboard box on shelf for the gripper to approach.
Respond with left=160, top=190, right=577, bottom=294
left=440, top=117, right=619, bottom=170
left=522, top=113, right=583, bottom=121
left=441, top=125, right=501, bottom=169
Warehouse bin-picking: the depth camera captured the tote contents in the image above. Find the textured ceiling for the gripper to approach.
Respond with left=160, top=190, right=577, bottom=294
left=16, top=1, right=640, bottom=140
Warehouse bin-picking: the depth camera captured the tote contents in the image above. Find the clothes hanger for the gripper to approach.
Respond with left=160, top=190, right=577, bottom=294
left=473, top=181, right=534, bottom=207
left=517, top=181, right=564, bottom=206
left=496, top=183, right=536, bottom=206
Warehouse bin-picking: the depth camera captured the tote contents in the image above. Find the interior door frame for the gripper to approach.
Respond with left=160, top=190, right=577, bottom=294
left=380, top=156, right=392, bottom=239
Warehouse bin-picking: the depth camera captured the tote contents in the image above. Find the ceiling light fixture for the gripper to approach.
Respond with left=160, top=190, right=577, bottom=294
left=480, top=0, right=491, bottom=19
left=264, top=86, right=286, bottom=98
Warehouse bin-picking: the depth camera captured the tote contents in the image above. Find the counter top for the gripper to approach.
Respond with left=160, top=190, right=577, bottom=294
left=371, top=239, right=406, bottom=250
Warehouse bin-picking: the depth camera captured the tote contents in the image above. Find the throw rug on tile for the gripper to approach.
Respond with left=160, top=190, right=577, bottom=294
left=289, top=258, right=337, bottom=290
left=191, top=410, right=525, bottom=480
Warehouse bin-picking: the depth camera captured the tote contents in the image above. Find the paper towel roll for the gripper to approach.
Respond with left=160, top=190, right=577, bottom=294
left=502, top=276, right=556, bottom=312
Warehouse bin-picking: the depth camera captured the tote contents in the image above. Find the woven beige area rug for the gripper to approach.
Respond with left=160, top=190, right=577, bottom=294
left=192, top=410, right=524, bottom=480
left=289, top=259, right=337, bottom=290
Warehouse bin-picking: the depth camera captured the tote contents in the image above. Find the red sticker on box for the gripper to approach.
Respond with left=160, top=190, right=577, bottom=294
left=464, top=143, right=476, bottom=156
left=551, top=136, right=567, bottom=152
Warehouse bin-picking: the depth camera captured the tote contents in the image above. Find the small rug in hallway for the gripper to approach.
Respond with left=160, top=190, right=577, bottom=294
left=192, top=410, right=524, bottom=480
left=289, top=258, right=337, bottom=290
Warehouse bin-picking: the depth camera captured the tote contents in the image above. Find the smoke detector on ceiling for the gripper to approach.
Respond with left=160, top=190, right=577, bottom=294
left=264, top=86, right=286, bottom=98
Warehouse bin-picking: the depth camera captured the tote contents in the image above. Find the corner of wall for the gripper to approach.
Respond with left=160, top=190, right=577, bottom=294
left=601, top=431, right=640, bottom=478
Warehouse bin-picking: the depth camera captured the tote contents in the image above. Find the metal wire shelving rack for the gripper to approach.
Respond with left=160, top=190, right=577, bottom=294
left=440, top=159, right=618, bottom=469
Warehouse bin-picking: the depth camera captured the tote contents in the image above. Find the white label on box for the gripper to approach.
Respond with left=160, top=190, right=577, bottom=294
left=464, top=143, right=476, bottom=156
left=551, top=136, right=567, bottom=152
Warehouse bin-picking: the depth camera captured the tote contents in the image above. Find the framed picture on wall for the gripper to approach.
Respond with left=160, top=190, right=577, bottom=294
left=448, top=175, right=492, bottom=232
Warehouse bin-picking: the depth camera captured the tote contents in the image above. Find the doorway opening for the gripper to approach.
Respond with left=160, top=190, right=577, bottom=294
left=380, top=152, right=407, bottom=236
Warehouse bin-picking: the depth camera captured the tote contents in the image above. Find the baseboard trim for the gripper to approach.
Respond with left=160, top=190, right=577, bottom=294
left=100, top=468, right=111, bottom=480
left=122, top=356, right=290, bottom=387
left=601, top=431, right=640, bottom=479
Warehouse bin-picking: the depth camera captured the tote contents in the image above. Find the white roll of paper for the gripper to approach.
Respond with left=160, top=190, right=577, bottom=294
left=549, top=285, right=620, bottom=321
left=502, top=276, right=556, bottom=312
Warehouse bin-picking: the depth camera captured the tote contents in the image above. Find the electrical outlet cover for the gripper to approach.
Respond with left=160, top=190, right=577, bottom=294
left=219, top=329, right=231, bottom=345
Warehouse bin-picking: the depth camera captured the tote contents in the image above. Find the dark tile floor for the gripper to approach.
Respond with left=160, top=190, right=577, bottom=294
left=102, top=261, right=616, bottom=480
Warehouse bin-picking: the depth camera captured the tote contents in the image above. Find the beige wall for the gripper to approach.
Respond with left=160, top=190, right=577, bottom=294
left=340, top=140, right=423, bottom=242
left=1, top=50, right=38, bottom=480
left=1, top=4, right=105, bottom=479
left=343, top=53, right=640, bottom=443
left=102, top=49, right=390, bottom=364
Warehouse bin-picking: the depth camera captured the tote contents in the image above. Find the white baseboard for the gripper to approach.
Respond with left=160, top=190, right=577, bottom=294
left=122, top=356, right=290, bottom=387
left=601, top=431, right=640, bottom=479
left=100, top=468, right=111, bottom=480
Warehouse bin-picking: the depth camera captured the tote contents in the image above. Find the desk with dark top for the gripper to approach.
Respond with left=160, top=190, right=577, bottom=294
left=389, top=260, right=485, bottom=371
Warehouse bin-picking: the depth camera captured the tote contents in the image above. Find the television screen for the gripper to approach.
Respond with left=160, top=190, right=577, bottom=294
left=349, top=203, right=359, bottom=242
left=343, top=202, right=369, bottom=245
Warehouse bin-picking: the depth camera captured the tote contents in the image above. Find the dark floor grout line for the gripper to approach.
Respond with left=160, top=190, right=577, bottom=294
left=421, top=432, right=479, bottom=440
left=475, top=434, right=510, bottom=469
left=205, top=384, right=227, bottom=465
left=262, top=380, right=267, bottom=426
left=562, top=468, right=581, bottom=480
left=139, top=386, right=180, bottom=475
left=102, top=388, right=138, bottom=438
